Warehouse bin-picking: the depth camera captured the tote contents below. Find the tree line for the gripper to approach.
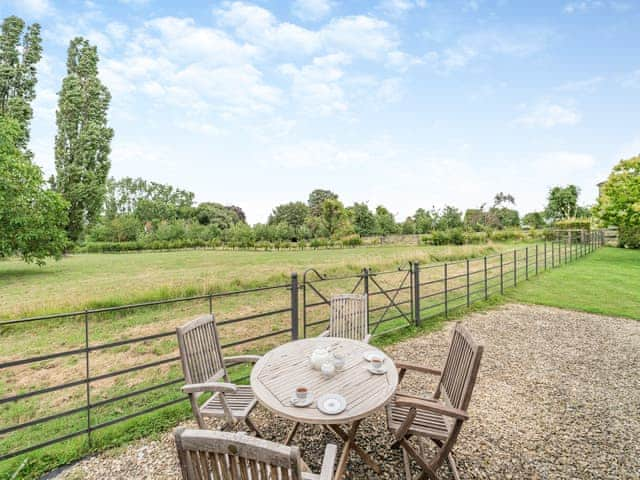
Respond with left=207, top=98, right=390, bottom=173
left=2, top=14, right=637, bottom=262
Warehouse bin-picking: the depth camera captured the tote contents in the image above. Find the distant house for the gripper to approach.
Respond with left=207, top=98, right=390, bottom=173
left=597, top=180, right=607, bottom=198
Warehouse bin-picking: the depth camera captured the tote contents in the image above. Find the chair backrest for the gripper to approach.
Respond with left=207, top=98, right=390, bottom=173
left=329, top=294, right=368, bottom=341
left=436, top=323, right=483, bottom=411
left=175, top=427, right=303, bottom=480
left=176, top=315, right=227, bottom=391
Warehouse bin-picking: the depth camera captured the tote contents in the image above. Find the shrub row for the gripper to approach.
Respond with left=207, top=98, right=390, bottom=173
left=77, top=236, right=364, bottom=253
left=618, top=226, right=640, bottom=249
left=421, top=228, right=554, bottom=246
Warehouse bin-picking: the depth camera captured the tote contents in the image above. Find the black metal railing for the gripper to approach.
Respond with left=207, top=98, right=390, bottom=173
left=0, top=231, right=604, bottom=465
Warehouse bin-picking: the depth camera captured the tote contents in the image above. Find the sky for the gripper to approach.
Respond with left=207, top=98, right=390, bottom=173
left=2, top=0, right=640, bottom=224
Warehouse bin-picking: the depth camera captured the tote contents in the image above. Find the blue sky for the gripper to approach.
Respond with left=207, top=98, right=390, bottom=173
left=3, top=0, right=640, bottom=223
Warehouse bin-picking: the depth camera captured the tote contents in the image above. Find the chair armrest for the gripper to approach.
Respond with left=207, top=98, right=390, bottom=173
left=318, top=330, right=330, bottom=337
left=182, top=382, right=237, bottom=394
left=396, top=361, right=441, bottom=376
left=224, top=355, right=261, bottom=366
left=318, top=443, right=337, bottom=480
left=395, top=397, right=469, bottom=421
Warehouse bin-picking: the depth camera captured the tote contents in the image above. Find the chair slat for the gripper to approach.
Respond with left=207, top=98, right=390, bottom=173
left=328, top=294, right=368, bottom=342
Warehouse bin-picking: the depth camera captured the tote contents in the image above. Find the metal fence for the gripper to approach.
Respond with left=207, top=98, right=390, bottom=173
left=0, top=231, right=604, bottom=465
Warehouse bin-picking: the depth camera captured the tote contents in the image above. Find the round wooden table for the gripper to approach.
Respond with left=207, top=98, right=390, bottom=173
left=250, top=337, right=398, bottom=479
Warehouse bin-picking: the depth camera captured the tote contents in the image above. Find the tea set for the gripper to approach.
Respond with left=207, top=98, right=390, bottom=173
left=290, top=345, right=387, bottom=415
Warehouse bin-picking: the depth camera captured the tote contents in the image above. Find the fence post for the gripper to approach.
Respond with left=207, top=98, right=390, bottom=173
left=564, top=240, right=567, bottom=265
left=363, top=268, right=370, bottom=332
left=535, top=244, right=539, bottom=276
left=500, top=253, right=504, bottom=295
left=483, top=256, right=488, bottom=300
left=525, top=247, right=529, bottom=280
left=84, top=310, right=91, bottom=447
left=466, top=259, right=470, bottom=307
left=513, top=249, right=517, bottom=286
left=413, top=262, right=420, bottom=326
left=290, top=273, right=299, bottom=340
left=552, top=241, right=555, bottom=268
left=544, top=240, right=547, bottom=271
left=444, top=263, right=448, bottom=318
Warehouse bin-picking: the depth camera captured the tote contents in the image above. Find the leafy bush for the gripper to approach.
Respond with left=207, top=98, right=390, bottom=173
left=341, top=234, right=362, bottom=247
left=554, top=218, right=591, bottom=230
left=463, top=231, right=488, bottom=244
left=489, top=229, right=526, bottom=241
left=619, top=226, right=640, bottom=249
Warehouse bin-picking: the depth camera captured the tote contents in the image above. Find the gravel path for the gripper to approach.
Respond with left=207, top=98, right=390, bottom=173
left=55, top=304, right=640, bottom=479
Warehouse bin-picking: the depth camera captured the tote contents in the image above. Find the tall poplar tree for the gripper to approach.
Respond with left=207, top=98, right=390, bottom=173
left=0, top=16, right=42, bottom=148
left=54, top=37, right=113, bottom=241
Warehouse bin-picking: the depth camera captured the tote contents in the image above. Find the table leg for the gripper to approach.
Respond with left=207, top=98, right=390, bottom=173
left=285, top=421, right=300, bottom=445
left=329, top=421, right=382, bottom=479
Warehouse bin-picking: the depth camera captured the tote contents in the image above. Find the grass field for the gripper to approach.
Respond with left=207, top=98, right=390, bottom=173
left=0, top=243, right=521, bottom=319
left=0, top=240, right=598, bottom=479
left=507, top=247, right=640, bottom=319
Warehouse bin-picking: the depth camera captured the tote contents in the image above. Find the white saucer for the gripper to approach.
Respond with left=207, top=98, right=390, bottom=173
left=290, top=395, right=313, bottom=407
left=367, top=365, right=387, bottom=375
left=363, top=350, right=384, bottom=362
left=316, top=393, right=347, bottom=415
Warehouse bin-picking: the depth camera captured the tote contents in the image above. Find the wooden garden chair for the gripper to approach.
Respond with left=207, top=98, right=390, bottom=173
left=174, top=427, right=337, bottom=480
left=177, top=314, right=262, bottom=436
left=320, top=293, right=371, bottom=343
left=386, top=322, right=483, bottom=480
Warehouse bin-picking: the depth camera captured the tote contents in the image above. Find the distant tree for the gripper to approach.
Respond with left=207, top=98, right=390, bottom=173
left=226, top=205, right=246, bottom=223
left=195, top=202, right=239, bottom=230
left=436, top=205, right=463, bottom=230
left=401, top=217, right=416, bottom=234
left=54, top=37, right=113, bottom=241
left=414, top=208, right=435, bottom=234
left=493, top=192, right=515, bottom=207
left=491, top=207, right=520, bottom=228
left=0, top=117, right=68, bottom=264
left=308, top=189, right=338, bottom=216
left=463, top=208, right=485, bottom=230
left=350, top=202, right=377, bottom=236
left=0, top=16, right=42, bottom=148
left=545, top=185, right=580, bottom=221
left=375, top=205, right=398, bottom=235
left=522, top=212, right=546, bottom=229
left=596, top=155, right=640, bottom=246
left=268, top=201, right=309, bottom=230
left=320, top=198, right=345, bottom=236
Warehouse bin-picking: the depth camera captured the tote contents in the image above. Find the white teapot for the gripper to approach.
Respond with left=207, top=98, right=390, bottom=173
left=310, top=347, right=331, bottom=370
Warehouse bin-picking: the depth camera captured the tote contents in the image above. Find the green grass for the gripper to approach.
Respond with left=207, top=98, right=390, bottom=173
left=0, top=243, right=526, bottom=319
left=507, top=247, right=640, bottom=319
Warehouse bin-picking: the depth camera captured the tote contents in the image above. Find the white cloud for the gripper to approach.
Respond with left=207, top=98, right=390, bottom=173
left=376, top=78, right=403, bottom=103
left=386, top=50, right=423, bottom=72
left=425, top=28, right=551, bottom=72
left=556, top=76, right=603, bottom=93
left=292, top=0, right=333, bottom=21
left=217, top=3, right=398, bottom=60
left=563, top=1, right=631, bottom=14
left=280, top=53, right=350, bottom=115
left=270, top=141, right=370, bottom=169
left=516, top=102, right=581, bottom=128
left=9, top=0, right=54, bottom=16
left=377, top=0, right=427, bottom=17
left=106, top=22, right=129, bottom=42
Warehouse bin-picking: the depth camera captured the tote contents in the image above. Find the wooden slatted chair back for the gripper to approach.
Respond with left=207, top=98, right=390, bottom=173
left=329, top=294, right=368, bottom=342
left=177, top=315, right=228, bottom=394
left=436, top=323, right=483, bottom=411
left=175, top=427, right=303, bottom=480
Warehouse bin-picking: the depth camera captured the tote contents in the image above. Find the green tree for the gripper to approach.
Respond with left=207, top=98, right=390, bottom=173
left=375, top=205, right=398, bottom=235
left=0, top=117, right=68, bottom=264
left=401, top=217, right=416, bottom=234
left=54, top=37, right=113, bottom=241
left=414, top=208, right=435, bottom=234
left=308, top=189, right=338, bottom=216
left=350, top=202, right=377, bottom=236
left=522, top=212, right=546, bottom=229
left=545, top=185, right=580, bottom=221
left=195, top=202, right=238, bottom=230
left=268, top=201, right=309, bottom=230
left=321, top=198, right=345, bottom=236
left=436, top=205, right=463, bottom=230
left=0, top=16, right=42, bottom=148
left=596, top=155, right=640, bottom=247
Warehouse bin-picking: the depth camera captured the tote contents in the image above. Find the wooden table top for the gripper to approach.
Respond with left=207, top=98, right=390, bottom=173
left=250, top=337, right=398, bottom=425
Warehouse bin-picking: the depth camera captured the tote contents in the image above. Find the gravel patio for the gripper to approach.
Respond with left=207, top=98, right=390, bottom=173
left=55, top=304, right=640, bottom=480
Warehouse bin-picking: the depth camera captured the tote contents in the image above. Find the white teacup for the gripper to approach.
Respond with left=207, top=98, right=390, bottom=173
left=295, top=386, right=309, bottom=401
left=333, top=352, right=346, bottom=371
left=370, top=357, right=384, bottom=371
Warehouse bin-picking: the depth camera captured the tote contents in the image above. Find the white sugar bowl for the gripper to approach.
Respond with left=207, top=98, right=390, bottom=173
left=310, top=347, right=331, bottom=370
left=321, top=361, right=336, bottom=378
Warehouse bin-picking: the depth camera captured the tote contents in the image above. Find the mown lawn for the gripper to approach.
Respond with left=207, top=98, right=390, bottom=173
left=507, top=247, right=640, bottom=320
